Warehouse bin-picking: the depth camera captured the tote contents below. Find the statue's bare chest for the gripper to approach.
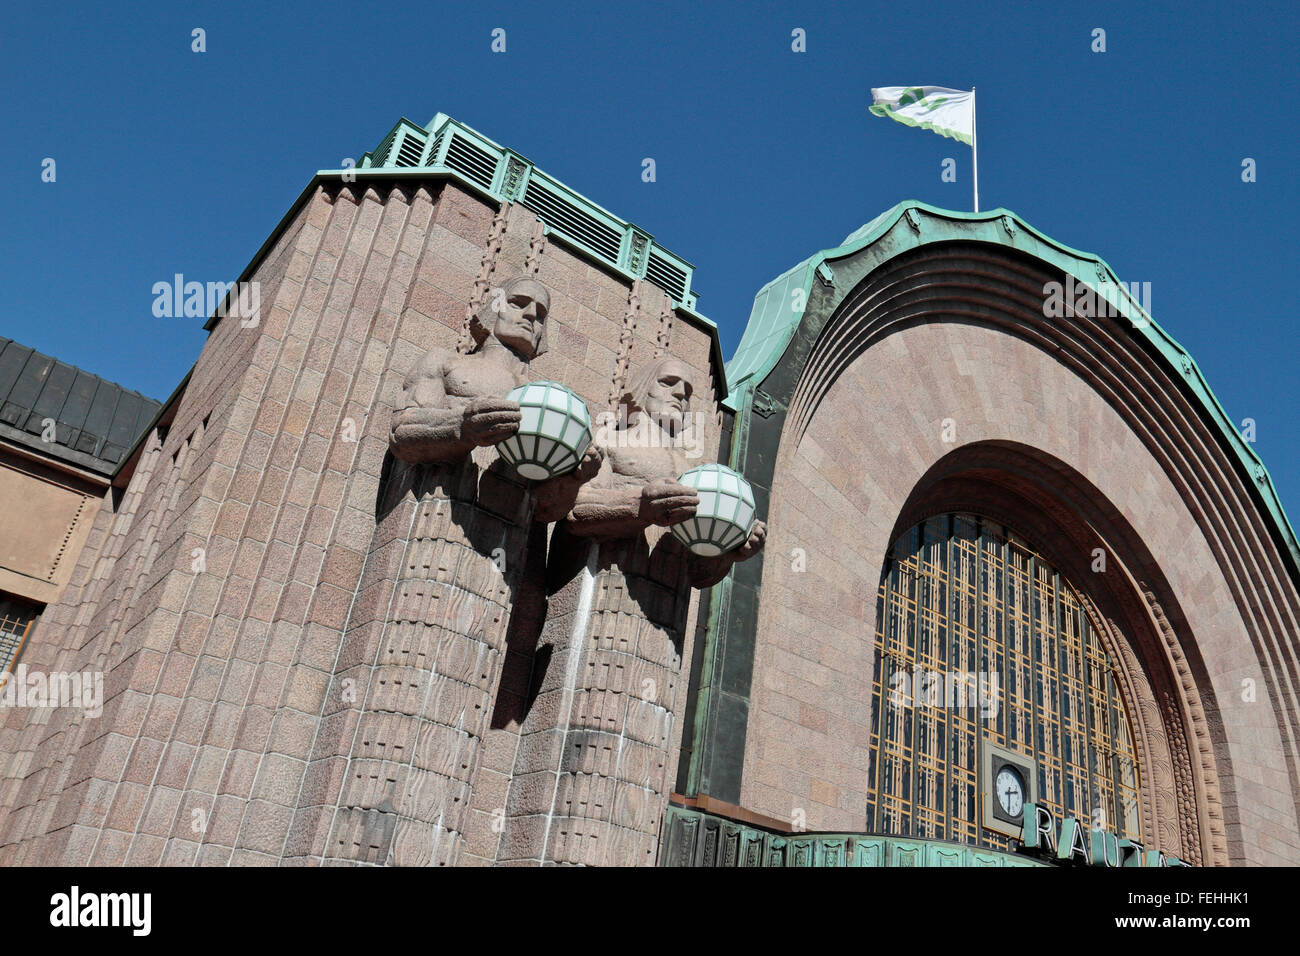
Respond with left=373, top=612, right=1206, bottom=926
left=443, top=356, right=521, bottom=401
left=605, top=443, right=683, bottom=484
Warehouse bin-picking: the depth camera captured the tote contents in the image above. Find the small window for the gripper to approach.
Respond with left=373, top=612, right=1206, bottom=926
left=0, top=594, right=42, bottom=682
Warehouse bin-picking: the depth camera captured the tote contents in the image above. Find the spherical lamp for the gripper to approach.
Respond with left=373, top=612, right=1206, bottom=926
left=496, top=380, right=592, bottom=480
left=670, top=463, right=757, bottom=556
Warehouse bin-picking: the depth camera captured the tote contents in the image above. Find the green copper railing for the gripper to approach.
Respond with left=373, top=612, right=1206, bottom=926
left=659, top=804, right=1047, bottom=867
left=359, top=114, right=698, bottom=311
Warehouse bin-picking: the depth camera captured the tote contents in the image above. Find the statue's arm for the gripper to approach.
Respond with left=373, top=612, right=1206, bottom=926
left=389, top=349, right=474, bottom=463
left=560, top=467, right=699, bottom=539
left=562, top=459, right=648, bottom=537
left=535, top=453, right=637, bottom=534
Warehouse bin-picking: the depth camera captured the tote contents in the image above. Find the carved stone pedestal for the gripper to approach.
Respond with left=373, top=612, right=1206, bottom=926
left=324, top=448, right=532, bottom=865
left=499, top=526, right=691, bottom=865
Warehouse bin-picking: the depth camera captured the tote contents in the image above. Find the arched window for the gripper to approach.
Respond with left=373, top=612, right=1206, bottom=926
left=865, top=513, right=1142, bottom=850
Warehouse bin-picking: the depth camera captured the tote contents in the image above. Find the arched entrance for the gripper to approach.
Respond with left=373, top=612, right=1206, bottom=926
left=867, top=511, right=1145, bottom=852
left=879, top=441, right=1231, bottom=863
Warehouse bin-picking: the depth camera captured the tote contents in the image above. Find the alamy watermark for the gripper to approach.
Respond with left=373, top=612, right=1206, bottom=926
left=592, top=406, right=707, bottom=460
left=887, top=667, right=1000, bottom=718
left=50, top=886, right=150, bottom=936
left=1042, top=275, right=1151, bottom=328
left=0, top=665, right=103, bottom=718
left=152, top=274, right=260, bottom=327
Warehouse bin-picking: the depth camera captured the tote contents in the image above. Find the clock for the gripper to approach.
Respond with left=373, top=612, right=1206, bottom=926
left=995, top=764, right=1025, bottom=817
left=981, top=742, right=1037, bottom=837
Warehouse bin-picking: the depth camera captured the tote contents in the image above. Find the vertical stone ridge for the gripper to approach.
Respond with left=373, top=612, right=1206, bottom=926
left=609, top=280, right=640, bottom=409
left=162, top=185, right=400, bottom=866
left=458, top=203, right=511, bottom=354
left=525, top=218, right=546, bottom=276
left=654, top=301, right=673, bottom=359
left=279, top=182, right=448, bottom=865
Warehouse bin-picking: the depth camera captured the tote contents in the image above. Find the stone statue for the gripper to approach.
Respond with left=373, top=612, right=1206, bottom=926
left=500, top=355, right=768, bottom=865
left=347, top=274, right=567, bottom=865
left=537, top=355, right=765, bottom=586
left=389, top=275, right=550, bottom=465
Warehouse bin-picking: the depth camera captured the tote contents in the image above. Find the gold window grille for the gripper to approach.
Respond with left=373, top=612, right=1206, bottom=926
left=865, top=513, right=1142, bottom=850
left=0, top=595, right=40, bottom=686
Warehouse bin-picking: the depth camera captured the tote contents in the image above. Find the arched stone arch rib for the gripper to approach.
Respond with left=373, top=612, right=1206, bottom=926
left=695, top=211, right=1300, bottom=865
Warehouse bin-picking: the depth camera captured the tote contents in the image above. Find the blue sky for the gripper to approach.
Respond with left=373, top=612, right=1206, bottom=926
left=4, top=0, right=1297, bottom=512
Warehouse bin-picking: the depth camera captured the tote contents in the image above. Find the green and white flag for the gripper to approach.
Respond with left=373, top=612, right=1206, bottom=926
left=870, top=86, right=974, bottom=145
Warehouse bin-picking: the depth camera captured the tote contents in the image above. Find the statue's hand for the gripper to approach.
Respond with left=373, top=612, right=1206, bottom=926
left=638, top=479, right=699, bottom=527
left=573, top=442, right=604, bottom=484
left=734, top=520, right=767, bottom=561
left=461, top=396, right=521, bottom=446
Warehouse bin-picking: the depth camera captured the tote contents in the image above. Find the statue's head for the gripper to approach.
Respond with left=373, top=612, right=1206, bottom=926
left=623, top=357, right=693, bottom=436
left=472, top=275, right=550, bottom=359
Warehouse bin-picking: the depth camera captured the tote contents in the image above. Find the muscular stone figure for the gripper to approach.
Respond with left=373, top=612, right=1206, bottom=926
left=500, top=356, right=768, bottom=865
left=332, top=275, right=565, bottom=866
left=537, top=355, right=765, bottom=585
left=389, top=275, right=550, bottom=464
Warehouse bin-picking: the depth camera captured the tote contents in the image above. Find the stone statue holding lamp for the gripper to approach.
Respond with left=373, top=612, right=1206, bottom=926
left=389, top=275, right=551, bottom=465
left=536, top=355, right=765, bottom=586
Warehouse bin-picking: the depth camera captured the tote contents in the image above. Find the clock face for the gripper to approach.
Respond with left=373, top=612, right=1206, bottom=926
left=995, top=765, right=1025, bottom=817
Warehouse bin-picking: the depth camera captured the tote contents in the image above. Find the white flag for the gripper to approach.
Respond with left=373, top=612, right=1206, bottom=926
left=870, top=87, right=974, bottom=145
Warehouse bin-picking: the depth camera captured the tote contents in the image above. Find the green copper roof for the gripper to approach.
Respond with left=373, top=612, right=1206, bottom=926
left=357, top=113, right=702, bottom=308
left=724, top=204, right=907, bottom=403
left=723, top=199, right=1300, bottom=573
left=206, top=112, right=729, bottom=399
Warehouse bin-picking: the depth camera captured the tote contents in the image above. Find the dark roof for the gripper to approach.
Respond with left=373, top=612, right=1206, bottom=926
left=0, top=337, right=162, bottom=477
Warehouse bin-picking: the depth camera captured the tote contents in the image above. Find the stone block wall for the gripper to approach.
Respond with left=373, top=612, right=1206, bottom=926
left=0, top=177, right=723, bottom=866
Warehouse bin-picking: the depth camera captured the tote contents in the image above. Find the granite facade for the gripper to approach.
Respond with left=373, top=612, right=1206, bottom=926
left=0, top=178, right=721, bottom=866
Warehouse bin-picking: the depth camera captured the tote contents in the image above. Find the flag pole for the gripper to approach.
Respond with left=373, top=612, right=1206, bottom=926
left=971, top=86, right=979, bottom=212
